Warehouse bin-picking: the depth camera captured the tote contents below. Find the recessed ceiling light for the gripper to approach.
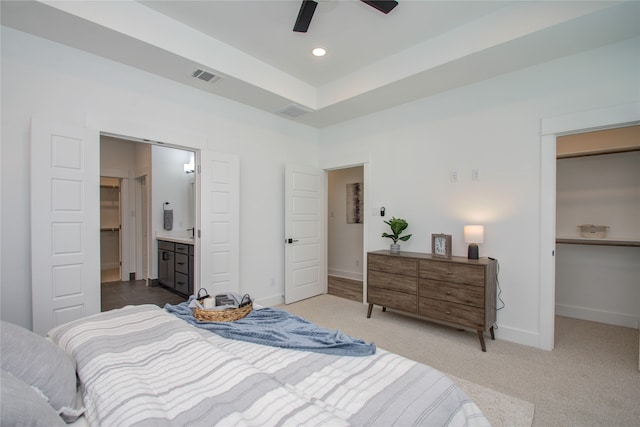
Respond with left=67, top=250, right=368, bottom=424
left=312, top=47, right=326, bottom=57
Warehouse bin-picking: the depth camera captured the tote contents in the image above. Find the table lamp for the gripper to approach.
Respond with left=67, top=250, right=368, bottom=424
left=464, top=225, right=484, bottom=260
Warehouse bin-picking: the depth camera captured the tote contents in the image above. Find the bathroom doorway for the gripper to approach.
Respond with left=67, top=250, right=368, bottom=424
left=100, top=135, right=195, bottom=311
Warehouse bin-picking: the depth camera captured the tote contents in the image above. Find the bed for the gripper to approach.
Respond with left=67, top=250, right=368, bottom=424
left=1, top=304, right=490, bottom=426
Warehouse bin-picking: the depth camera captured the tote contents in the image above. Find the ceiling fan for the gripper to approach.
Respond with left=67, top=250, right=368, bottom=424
left=293, top=0, right=398, bottom=33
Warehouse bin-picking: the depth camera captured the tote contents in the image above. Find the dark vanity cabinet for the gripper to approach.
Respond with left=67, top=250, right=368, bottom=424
left=158, top=240, right=175, bottom=288
left=157, top=240, right=194, bottom=296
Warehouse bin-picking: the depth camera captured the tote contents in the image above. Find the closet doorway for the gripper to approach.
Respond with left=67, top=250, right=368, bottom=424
left=555, top=125, right=640, bottom=329
left=100, top=177, right=122, bottom=283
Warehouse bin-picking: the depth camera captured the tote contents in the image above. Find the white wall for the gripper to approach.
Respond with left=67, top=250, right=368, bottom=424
left=319, top=36, right=640, bottom=347
left=556, top=152, right=640, bottom=239
left=0, top=26, right=318, bottom=329
left=556, top=151, right=640, bottom=328
left=151, top=145, right=195, bottom=278
left=328, top=167, right=364, bottom=281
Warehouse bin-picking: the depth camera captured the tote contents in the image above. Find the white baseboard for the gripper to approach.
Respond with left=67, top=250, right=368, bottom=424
left=101, top=263, right=119, bottom=270
left=328, top=268, right=363, bottom=281
left=256, top=293, right=284, bottom=307
left=556, top=304, right=639, bottom=329
left=493, top=324, right=541, bottom=349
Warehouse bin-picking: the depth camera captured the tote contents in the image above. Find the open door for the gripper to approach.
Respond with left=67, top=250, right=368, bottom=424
left=198, top=150, right=240, bottom=296
left=284, top=164, right=326, bottom=304
left=31, top=119, right=100, bottom=335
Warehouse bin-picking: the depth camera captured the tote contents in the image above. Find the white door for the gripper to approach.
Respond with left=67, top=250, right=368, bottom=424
left=198, top=151, right=239, bottom=296
left=284, top=164, right=326, bottom=304
left=31, top=119, right=100, bottom=335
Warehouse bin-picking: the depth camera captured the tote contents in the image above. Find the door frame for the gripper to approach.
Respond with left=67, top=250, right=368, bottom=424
left=320, top=152, right=371, bottom=304
left=539, top=102, right=640, bottom=351
left=134, top=175, right=149, bottom=282
left=86, top=114, right=209, bottom=289
left=101, top=134, right=198, bottom=285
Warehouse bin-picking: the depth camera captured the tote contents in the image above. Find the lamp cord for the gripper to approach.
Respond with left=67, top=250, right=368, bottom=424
left=494, top=258, right=505, bottom=311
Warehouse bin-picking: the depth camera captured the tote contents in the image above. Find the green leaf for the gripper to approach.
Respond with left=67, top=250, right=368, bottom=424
left=381, top=217, right=411, bottom=243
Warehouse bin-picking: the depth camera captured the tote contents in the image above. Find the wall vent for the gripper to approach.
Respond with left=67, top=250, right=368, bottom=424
left=278, top=103, right=314, bottom=118
left=191, top=69, right=221, bottom=85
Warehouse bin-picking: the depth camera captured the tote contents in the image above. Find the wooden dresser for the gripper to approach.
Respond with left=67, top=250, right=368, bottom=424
left=367, top=250, right=497, bottom=351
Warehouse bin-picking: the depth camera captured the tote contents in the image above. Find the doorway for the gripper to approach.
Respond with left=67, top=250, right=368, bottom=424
left=539, top=102, right=639, bottom=351
left=100, top=135, right=195, bottom=311
left=100, top=177, right=122, bottom=283
left=327, top=166, right=365, bottom=303
left=555, top=127, right=640, bottom=329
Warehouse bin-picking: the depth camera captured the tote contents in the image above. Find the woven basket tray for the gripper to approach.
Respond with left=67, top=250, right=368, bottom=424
left=193, top=303, right=252, bottom=322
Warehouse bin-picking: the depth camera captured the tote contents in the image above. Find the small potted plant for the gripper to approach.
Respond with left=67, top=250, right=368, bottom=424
left=382, top=217, right=412, bottom=254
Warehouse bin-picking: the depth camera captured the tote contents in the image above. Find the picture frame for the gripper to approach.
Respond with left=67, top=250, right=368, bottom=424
left=346, top=182, right=363, bottom=224
left=431, top=233, right=452, bottom=257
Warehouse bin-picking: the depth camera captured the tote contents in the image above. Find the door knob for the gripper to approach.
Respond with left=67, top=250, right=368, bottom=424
left=285, top=238, right=299, bottom=244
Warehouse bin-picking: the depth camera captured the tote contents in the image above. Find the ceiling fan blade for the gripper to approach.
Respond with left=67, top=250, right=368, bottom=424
left=293, top=0, right=318, bottom=33
left=361, top=0, right=398, bottom=14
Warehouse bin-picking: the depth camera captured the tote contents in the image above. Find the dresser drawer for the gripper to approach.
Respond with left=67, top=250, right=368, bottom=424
left=419, top=260, right=484, bottom=286
left=419, top=279, right=484, bottom=308
left=368, top=253, right=417, bottom=276
left=418, top=297, right=484, bottom=329
left=368, top=287, right=417, bottom=314
left=368, top=270, right=416, bottom=294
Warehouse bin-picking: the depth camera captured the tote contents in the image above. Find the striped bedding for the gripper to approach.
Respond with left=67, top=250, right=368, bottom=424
left=49, top=305, right=489, bottom=427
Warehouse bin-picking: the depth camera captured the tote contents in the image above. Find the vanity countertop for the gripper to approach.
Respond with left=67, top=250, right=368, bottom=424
left=157, top=236, right=194, bottom=245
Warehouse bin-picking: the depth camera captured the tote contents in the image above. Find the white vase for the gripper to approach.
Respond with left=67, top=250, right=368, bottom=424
left=390, top=243, right=400, bottom=254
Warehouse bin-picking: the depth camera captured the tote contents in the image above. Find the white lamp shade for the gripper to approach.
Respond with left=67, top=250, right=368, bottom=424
left=464, top=225, right=484, bottom=243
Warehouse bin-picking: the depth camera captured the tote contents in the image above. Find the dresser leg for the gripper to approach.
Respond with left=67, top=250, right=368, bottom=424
left=382, top=307, right=387, bottom=312
left=367, top=304, right=373, bottom=318
left=477, top=330, right=487, bottom=352
left=490, top=326, right=495, bottom=340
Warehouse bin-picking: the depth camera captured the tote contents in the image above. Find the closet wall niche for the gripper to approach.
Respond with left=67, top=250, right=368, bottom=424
left=555, top=125, right=640, bottom=330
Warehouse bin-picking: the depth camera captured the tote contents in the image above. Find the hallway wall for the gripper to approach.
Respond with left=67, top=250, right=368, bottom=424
left=327, top=167, right=364, bottom=281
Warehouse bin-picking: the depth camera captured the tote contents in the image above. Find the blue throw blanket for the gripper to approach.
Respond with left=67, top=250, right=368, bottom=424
left=164, top=298, right=376, bottom=357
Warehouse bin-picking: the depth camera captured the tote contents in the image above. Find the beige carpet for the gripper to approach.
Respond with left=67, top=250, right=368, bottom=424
left=278, top=294, right=640, bottom=427
left=448, top=374, right=534, bottom=427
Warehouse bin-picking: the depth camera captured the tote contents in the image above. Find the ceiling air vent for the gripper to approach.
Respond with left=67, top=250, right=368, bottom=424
left=191, top=69, right=221, bottom=84
left=278, top=103, right=314, bottom=118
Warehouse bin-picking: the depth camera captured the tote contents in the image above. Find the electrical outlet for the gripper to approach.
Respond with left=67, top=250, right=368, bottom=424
left=450, top=171, right=458, bottom=182
left=472, top=169, right=480, bottom=181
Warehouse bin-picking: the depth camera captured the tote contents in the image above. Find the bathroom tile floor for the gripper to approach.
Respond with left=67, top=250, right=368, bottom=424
left=101, top=279, right=188, bottom=312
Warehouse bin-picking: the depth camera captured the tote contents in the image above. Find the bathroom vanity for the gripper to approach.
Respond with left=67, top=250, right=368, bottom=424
left=157, top=237, right=194, bottom=296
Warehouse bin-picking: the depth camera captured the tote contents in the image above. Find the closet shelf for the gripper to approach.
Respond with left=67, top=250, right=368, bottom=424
left=556, top=237, right=640, bottom=247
